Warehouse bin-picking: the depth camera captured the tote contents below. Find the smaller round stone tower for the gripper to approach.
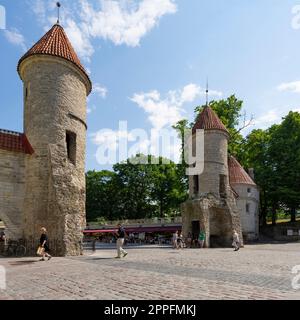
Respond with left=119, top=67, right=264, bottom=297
left=182, top=106, right=243, bottom=248
left=17, top=23, right=92, bottom=256
left=190, top=106, right=230, bottom=198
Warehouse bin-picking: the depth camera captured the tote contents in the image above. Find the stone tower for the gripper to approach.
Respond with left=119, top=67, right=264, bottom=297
left=191, top=106, right=230, bottom=196
left=17, top=23, right=92, bottom=256
left=182, top=106, right=243, bottom=247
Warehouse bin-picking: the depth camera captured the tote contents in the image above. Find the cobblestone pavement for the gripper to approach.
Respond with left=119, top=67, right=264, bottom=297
left=0, top=242, right=300, bottom=300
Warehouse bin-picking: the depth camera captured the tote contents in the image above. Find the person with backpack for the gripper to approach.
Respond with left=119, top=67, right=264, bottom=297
left=115, top=223, right=128, bottom=259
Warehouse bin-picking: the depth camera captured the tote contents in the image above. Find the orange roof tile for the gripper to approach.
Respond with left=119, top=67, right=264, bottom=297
left=0, top=129, right=34, bottom=155
left=17, top=24, right=91, bottom=93
left=228, top=155, right=256, bottom=186
left=193, top=106, right=229, bottom=134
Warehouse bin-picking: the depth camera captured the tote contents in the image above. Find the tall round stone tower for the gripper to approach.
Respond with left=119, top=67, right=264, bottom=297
left=17, top=23, right=92, bottom=256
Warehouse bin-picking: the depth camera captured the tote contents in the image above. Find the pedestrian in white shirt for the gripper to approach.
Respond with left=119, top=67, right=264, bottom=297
left=232, top=230, right=240, bottom=252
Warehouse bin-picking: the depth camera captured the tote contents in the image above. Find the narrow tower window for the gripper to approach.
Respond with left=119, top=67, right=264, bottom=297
left=246, top=203, right=250, bottom=213
left=219, top=174, right=227, bottom=198
left=66, top=131, right=77, bottom=165
left=193, top=175, right=199, bottom=195
left=25, top=82, right=31, bottom=101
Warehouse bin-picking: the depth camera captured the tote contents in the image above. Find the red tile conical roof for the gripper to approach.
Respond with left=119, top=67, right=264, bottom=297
left=18, top=24, right=91, bottom=93
left=193, top=106, right=229, bottom=134
left=228, top=155, right=256, bottom=186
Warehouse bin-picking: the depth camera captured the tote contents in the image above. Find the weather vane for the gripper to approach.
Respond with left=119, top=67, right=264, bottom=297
left=56, top=2, right=61, bottom=24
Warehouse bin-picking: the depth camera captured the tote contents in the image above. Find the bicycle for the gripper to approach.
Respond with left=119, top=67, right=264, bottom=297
left=1, top=240, right=27, bottom=257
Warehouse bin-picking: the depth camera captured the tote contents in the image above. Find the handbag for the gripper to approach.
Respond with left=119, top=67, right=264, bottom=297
left=36, top=246, right=45, bottom=256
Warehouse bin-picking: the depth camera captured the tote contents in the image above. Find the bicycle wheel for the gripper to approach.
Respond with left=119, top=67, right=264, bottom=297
left=15, top=245, right=26, bottom=257
left=6, top=245, right=15, bottom=257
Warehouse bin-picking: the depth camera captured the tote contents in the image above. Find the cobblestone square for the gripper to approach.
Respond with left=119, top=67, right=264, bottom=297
left=0, top=243, right=300, bottom=300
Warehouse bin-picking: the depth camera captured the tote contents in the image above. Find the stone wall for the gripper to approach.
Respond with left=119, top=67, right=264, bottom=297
left=233, top=184, right=259, bottom=240
left=0, top=150, right=25, bottom=240
left=260, top=225, right=300, bottom=241
left=181, top=193, right=243, bottom=248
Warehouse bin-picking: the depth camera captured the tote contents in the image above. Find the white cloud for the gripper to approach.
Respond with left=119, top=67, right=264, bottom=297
left=30, top=0, right=177, bottom=61
left=91, top=83, right=223, bottom=164
left=251, top=107, right=300, bottom=132
left=94, top=84, right=108, bottom=99
left=131, top=90, right=182, bottom=130
left=87, top=105, right=97, bottom=114
left=64, top=19, right=95, bottom=62
left=31, top=0, right=48, bottom=24
left=277, top=81, right=300, bottom=93
left=131, top=83, right=222, bottom=131
left=180, top=84, right=201, bottom=103
left=4, top=28, right=26, bottom=52
left=253, top=109, right=282, bottom=129
left=80, top=0, right=177, bottom=47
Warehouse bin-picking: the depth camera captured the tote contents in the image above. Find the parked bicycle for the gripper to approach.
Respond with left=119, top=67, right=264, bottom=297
left=0, top=240, right=26, bottom=257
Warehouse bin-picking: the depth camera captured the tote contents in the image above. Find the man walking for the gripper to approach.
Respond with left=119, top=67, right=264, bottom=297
left=232, top=230, right=240, bottom=252
left=115, top=223, right=128, bottom=259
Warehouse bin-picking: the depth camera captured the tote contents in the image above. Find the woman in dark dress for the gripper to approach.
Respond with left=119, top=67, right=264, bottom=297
left=39, top=227, right=52, bottom=261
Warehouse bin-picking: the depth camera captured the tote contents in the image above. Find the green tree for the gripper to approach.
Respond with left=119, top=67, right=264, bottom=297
left=172, top=119, right=190, bottom=192
left=113, top=155, right=155, bottom=219
left=268, top=112, right=300, bottom=222
left=149, top=158, right=188, bottom=217
left=86, top=154, right=188, bottom=222
left=114, top=154, right=188, bottom=219
left=86, top=170, right=120, bottom=222
left=242, top=129, right=276, bottom=226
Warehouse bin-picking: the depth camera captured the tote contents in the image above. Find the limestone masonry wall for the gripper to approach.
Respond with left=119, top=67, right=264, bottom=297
left=233, top=184, right=259, bottom=240
left=0, top=150, right=25, bottom=240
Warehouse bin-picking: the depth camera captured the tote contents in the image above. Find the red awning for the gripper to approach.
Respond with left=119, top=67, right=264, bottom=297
left=84, top=229, right=117, bottom=234
left=83, top=225, right=182, bottom=234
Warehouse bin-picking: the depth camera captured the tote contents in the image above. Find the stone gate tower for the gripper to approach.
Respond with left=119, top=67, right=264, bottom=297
left=182, top=106, right=243, bottom=247
left=17, top=23, right=92, bottom=256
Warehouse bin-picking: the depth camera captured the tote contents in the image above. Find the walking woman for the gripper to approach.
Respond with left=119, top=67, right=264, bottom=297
left=39, top=227, right=52, bottom=261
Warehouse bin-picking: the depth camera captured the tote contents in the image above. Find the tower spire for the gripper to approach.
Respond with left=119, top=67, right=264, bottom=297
left=56, top=2, right=61, bottom=24
left=206, top=77, right=209, bottom=107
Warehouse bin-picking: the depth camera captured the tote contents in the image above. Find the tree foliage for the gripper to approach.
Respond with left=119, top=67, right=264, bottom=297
left=86, top=155, right=188, bottom=222
left=87, top=93, right=300, bottom=226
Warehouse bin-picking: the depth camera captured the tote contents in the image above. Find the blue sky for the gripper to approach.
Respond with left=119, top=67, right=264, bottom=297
left=1, top=0, right=300, bottom=171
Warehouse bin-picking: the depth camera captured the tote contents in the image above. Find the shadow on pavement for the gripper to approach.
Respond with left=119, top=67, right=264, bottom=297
left=89, top=257, right=116, bottom=260
left=8, top=260, right=39, bottom=266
